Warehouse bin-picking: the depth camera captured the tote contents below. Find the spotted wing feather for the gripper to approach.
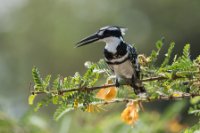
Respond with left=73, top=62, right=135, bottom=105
left=127, top=44, right=140, bottom=79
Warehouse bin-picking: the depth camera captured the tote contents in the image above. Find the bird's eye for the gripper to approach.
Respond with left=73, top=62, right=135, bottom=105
left=103, top=30, right=110, bottom=36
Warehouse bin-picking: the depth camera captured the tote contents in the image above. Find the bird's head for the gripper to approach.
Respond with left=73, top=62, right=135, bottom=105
left=76, top=26, right=127, bottom=47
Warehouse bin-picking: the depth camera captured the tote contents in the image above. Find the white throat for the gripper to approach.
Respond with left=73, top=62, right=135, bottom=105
left=103, top=37, right=122, bottom=54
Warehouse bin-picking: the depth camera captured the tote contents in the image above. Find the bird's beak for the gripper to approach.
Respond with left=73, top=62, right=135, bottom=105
left=76, top=32, right=99, bottom=48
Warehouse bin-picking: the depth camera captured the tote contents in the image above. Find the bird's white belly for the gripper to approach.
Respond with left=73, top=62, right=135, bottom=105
left=111, top=60, right=134, bottom=79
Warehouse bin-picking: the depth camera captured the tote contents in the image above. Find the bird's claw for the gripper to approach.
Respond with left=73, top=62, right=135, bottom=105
left=115, top=80, right=120, bottom=87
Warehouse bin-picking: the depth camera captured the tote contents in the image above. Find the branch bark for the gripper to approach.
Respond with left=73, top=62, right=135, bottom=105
left=97, top=92, right=200, bottom=105
left=31, top=75, right=187, bottom=95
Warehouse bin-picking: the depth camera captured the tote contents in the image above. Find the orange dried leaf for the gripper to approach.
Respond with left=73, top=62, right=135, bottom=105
left=121, top=101, right=139, bottom=125
left=96, top=88, right=107, bottom=99
left=96, top=87, right=117, bottom=101
left=85, top=104, right=105, bottom=113
left=96, top=79, right=117, bottom=101
left=105, top=87, right=117, bottom=101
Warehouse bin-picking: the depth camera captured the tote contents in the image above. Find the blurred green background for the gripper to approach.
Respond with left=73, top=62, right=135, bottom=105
left=0, top=0, right=200, bottom=132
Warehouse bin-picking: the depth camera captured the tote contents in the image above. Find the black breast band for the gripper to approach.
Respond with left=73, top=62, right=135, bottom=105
left=105, top=56, right=130, bottom=65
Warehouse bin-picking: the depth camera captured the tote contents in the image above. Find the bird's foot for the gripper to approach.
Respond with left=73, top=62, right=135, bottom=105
left=115, top=82, right=120, bottom=87
left=115, top=79, right=120, bottom=87
left=115, top=78, right=120, bottom=87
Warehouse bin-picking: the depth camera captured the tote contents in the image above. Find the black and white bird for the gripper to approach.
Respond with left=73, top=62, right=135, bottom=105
left=76, top=26, right=146, bottom=95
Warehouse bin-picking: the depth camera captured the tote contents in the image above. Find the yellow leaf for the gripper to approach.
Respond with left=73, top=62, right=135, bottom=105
left=172, top=92, right=183, bottom=97
left=86, top=104, right=95, bottom=113
left=73, top=99, right=78, bottom=109
left=138, top=54, right=150, bottom=66
left=28, top=94, right=37, bottom=105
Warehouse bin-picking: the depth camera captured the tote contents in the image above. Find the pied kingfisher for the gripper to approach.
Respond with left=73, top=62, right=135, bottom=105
left=76, top=26, right=146, bottom=95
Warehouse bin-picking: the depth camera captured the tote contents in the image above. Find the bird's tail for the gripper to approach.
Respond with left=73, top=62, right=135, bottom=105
left=131, top=79, right=146, bottom=95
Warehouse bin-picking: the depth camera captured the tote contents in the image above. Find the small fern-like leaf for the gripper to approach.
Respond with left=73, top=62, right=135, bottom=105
left=160, top=42, right=175, bottom=68
left=54, top=104, right=72, bottom=121
left=183, top=44, right=190, bottom=58
left=52, top=75, right=61, bottom=91
left=32, top=66, right=44, bottom=91
left=43, top=75, right=51, bottom=90
left=149, top=38, right=164, bottom=65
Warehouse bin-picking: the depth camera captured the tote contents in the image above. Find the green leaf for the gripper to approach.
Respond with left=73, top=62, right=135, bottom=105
left=83, top=63, right=99, bottom=87
left=52, top=96, right=59, bottom=104
left=183, top=44, right=190, bottom=58
left=184, top=123, right=200, bottom=133
left=72, top=72, right=83, bottom=87
left=54, top=104, right=73, bottom=121
left=28, top=94, right=37, bottom=105
left=32, top=66, right=44, bottom=91
left=161, top=44, right=193, bottom=72
left=52, top=75, right=61, bottom=90
left=96, top=59, right=112, bottom=75
left=43, top=75, right=51, bottom=88
left=149, top=38, right=164, bottom=64
left=160, top=42, right=175, bottom=68
left=189, top=104, right=200, bottom=116
left=195, top=55, right=200, bottom=62
left=34, top=102, right=43, bottom=112
left=34, top=97, right=51, bottom=112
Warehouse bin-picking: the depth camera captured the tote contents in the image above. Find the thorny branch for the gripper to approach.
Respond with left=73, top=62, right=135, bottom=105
left=92, top=92, right=200, bottom=105
left=55, top=93, right=200, bottom=113
left=31, top=75, right=198, bottom=95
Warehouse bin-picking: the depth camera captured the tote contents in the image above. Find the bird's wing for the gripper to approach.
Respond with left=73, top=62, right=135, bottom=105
left=127, top=44, right=140, bottom=79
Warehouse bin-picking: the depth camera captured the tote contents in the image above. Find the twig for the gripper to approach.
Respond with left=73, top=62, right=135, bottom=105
left=92, top=92, right=200, bottom=105
left=54, top=92, right=200, bottom=120
left=60, top=92, right=200, bottom=111
left=31, top=75, right=186, bottom=95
